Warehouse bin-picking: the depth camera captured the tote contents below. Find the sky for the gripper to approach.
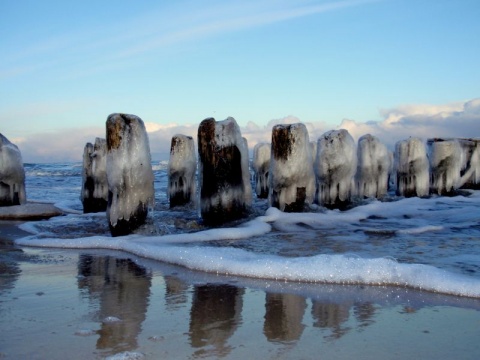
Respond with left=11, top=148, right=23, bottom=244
left=1, top=0, right=479, bottom=162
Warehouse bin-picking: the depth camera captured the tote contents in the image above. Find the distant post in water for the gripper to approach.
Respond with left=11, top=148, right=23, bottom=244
left=394, top=138, right=429, bottom=197
left=81, top=138, right=108, bottom=213
left=106, top=114, right=155, bottom=236
left=269, top=123, right=315, bottom=212
left=0, top=133, right=26, bottom=206
left=252, top=142, right=271, bottom=198
left=197, top=117, right=252, bottom=225
left=314, top=129, right=357, bottom=208
left=355, top=134, right=390, bottom=199
left=458, top=138, right=480, bottom=189
left=168, top=134, right=196, bottom=208
left=427, top=138, right=462, bottom=195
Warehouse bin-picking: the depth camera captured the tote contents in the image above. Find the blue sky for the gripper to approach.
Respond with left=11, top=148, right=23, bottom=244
left=1, top=0, right=479, bottom=162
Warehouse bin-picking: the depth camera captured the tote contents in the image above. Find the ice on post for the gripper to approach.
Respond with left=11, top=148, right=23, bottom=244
left=458, top=138, right=480, bottom=189
left=197, top=117, right=252, bottom=225
left=81, top=138, right=108, bottom=213
left=355, top=134, right=391, bottom=199
left=314, top=129, right=357, bottom=208
left=0, top=133, right=26, bottom=206
left=269, top=123, right=315, bottom=212
left=106, top=114, right=155, bottom=236
left=394, top=137, right=429, bottom=197
left=252, top=142, right=271, bottom=198
left=168, top=134, right=196, bottom=208
left=427, top=138, right=463, bottom=195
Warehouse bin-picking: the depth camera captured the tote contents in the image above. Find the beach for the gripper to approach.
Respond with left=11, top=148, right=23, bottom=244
left=1, top=162, right=479, bottom=359
left=2, top=219, right=480, bottom=359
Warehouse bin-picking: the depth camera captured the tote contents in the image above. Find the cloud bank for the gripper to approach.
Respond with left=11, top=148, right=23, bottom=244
left=11, top=98, right=480, bottom=163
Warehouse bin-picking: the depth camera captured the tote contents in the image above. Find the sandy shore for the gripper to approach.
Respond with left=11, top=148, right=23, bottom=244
left=1, top=221, right=480, bottom=359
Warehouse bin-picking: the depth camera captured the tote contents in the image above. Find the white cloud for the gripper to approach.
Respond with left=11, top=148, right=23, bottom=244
left=13, top=98, right=480, bottom=163
left=15, top=127, right=104, bottom=163
left=340, top=98, right=480, bottom=149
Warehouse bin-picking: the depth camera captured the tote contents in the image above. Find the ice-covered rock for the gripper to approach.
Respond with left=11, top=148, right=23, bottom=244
left=0, top=133, right=26, bottom=206
left=106, top=114, right=155, bottom=236
left=197, top=117, right=252, bottom=225
left=394, top=138, right=429, bottom=197
left=355, top=134, right=390, bottom=199
left=458, top=138, right=480, bottom=189
left=168, top=134, right=196, bottom=208
left=81, top=138, right=108, bottom=213
left=314, top=129, right=356, bottom=207
left=427, top=138, right=463, bottom=195
left=269, top=123, right=315, bottom=212
left=0, top=202, right=62, bottom=220
left=252, top=142, right=271, bottom=198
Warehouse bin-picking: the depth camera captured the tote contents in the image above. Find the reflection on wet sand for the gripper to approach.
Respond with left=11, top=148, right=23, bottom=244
left=77, top=255, right=152, bottom=356
left=0, top=225, right=32, bottom=295
left=311, top=299, right=377, bottom=339
left=0, top=245, right=21, bottom=294
left=264, top=292, right=307, bottom=343
left=311, top=300, right=352, bottom=339
left=189, top=284, right=244, bottom=357
left=164, top=274, right=189, bottom=311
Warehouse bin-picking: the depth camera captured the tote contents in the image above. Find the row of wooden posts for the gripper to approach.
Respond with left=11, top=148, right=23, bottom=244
left=81, top=114, right=480, bottom=237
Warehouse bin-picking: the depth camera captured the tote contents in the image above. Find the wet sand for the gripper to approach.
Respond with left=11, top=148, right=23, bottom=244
left=1, top=221, right=480, bottom=359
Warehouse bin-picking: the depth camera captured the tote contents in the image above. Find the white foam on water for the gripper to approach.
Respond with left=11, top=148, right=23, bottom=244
left=396, top=225, right=444, bottom=234
left=105, top=351, right=145, bottom=360
left=74, top=329, right=97, bottom=337
left=15, top=193, right=480, bottom=298
left=102, top=316, right=122, bottom=323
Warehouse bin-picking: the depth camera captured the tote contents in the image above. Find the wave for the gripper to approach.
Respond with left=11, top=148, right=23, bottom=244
left=15, top=213, right=480, bottom=299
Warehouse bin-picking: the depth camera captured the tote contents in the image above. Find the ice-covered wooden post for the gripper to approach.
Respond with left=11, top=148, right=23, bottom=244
left=106, top=114, right=155, bottom=236
left=0, top=134, right=26, bottom=206
left=394, top=138, right=429, bottom=197
left=168, top=134, right=196, bottom=208
left=269, top=123, right=315, bottom=212
left=81, top=138, right=108, bottom=213
left=355, top=134, right=390, bottom=199
left=458, top=138, right=480, bottom=189
left=427, top=138, right=463, bottom=195
left=314, top=129, right=357, bottom=207
left=197, top=117, right=252, bottom=225
left=252, top=142, right=270, bottom=198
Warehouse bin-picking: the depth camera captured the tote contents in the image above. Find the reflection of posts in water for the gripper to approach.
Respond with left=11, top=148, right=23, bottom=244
left=77, top=255, right=151, bottom=355
left=263, top=292, right=306, bottom=343
left=164, top=275, right=189, bottom=310
left=311, top=300, right=352, bottom=339
left=189, top=284, right=244, bottom=356
left=353, top=302, right=376, bottom=329
left=0, top=239, right=21, bottom=294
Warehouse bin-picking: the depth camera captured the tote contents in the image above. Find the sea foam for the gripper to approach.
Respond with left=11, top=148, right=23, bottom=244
left=15, top=194, right=480, bottom=298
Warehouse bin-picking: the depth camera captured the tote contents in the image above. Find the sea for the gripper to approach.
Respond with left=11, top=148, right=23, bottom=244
left=18, top=161, right=480, bottom=298
left=3, top=161, right=480, bottom=359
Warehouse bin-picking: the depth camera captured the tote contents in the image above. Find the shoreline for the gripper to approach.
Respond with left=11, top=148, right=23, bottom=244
left=1, top=221, right=480, bottom=359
